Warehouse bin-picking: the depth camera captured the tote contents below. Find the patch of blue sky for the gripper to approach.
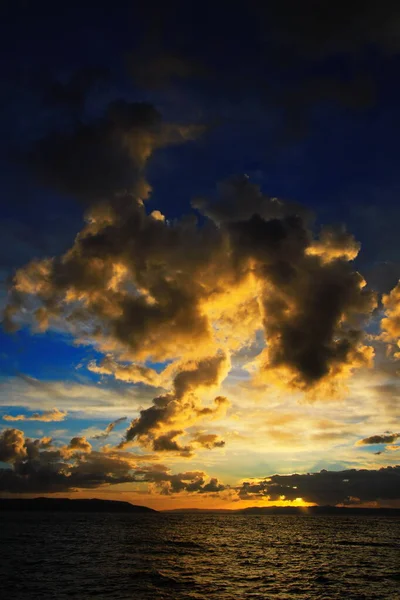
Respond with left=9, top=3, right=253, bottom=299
left=0, top=327, right=101, bottom=381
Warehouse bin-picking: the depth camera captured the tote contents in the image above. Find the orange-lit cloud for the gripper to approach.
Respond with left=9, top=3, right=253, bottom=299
left=5, top=177, right=376, bottom=408
left=0, top=96, right=383, bottom=474
left=92, top=417, right=128, bottom=440
left=236, top=467, right=400, bottom=506
left=0, top=428, right=225, bottom=496
left=120, top=353, right=230, bottom=454
left=3, top=408, right=67, bottom=422
left=306, top=225, right=361, bottom=263
left=1, top=426, right=399, bottom=507
left=381, top=280, right=400, bottom=357
left=355, top=432, right=400, bottom=446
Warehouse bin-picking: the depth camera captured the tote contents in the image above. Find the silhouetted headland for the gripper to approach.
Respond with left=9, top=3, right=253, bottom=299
left=0, top=498, right=157, bottom=513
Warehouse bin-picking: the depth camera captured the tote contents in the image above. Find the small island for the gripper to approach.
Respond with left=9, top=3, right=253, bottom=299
left=0, top=498, right=157, bottom=513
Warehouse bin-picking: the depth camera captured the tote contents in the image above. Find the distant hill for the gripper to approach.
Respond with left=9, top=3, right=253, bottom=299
left=165, top=506, right=400, bottom=516
left=238, top=506, right=400, bottom=516
left=164, top=508, right=233, bottom=513
left=0, top=498, right=157, bottom=513
left=2, top=499, right=399, bottom=516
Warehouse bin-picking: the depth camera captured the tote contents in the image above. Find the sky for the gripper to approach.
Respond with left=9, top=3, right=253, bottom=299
left=0, top=0, right=399, bottom=510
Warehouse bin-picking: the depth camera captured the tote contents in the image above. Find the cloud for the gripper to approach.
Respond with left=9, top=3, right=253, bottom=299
left=0, top=374, right=157, bottom=416
left=128, top=49, right=205, bottom=90
left=200, top=477, right=226, bottom=493
left=120, top=353, right=230, bottom=453
left=226, top=207, right=375, bottom=392
left=356, top=433, right=400, bottom=446
left=0, top=428, right=28, bottom=463
left=0, top=428, right=225, bottom=495
left=88, top=356, right=161, bottom=386
left=26, top=97, right=202, bottom=205
left=192, top=176, right=312, bottom=225
left=146, top=469, right=226, bottom=496
left=381, top=281, right=400, bottom=357
left=92, top=417, right=128, bottom=440
left=264, top=2, right=400, bottom=57
left=137, top=3, right=400, bottom=65
left=28, top=101, right=156, bottom=202
left=132, top=2, right=399, bottom=142
left=306, top=226, right=361, bottom=264
left=3, top=408, right=67, bottom=422
left=0, top=428, right=52, bottom=464
left=4, top=176, right=377, bottom=403
left=191, top=433, right=225, bottom=450
left=238, top=466, right=400, bottom=505
left=42, top=67, right=109, bottom=116
left=67, top=436, right=92, bottom=454
left=152, top=430, right=191, bottom=455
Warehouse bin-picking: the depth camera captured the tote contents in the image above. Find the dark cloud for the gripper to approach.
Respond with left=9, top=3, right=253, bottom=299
left=128, top=50, right=205, bottom=90
left=265, top=1, right=400, bottom=57
left=238, top=466, right=400, bottom=505
left=120, top=354, right=230, bottom=453
left=0, top=428, right=28, bottom=463
left=3, top=195, right=221, bottom=351
left=224, top=194, right=375, bottom=389
left=4, top=176, right=376, bottom=398
left=0, top=428, right=225, bottom=495
left=152, top=431, right=191, bottom=455
left=1, top=433, right=398, bottom=504
left=28, top=100, right=161, bottom=202
left=381, top=281, right=400, bottom=356
left=143, top=467, right=226, bottom=496
left=24, top=436, right=53, bottom=460
left=25, top=93, right=203, bottom=206
left=67, top=436, right=92, bottom=454
left=42, top=67, right=109, bottom=116
left=131, top=1, right=400, bottom=141
left=199, top=477, right=226, bottom=494
left=191, top=433, right=225, bottom=450
left=0, top=428, right=52, bottom=464
left=137, top=1, right=400, bottom=62
left=356, top=433, right=400, bottom=446
left=192, top=176, right=312, bottom=225
left=183, top=476, right=226, bottom=494
left=92, top=416, right=128, bottom=440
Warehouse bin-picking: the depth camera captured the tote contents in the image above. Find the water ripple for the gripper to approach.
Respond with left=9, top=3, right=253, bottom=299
left=0, top=512, right=399, bottom=599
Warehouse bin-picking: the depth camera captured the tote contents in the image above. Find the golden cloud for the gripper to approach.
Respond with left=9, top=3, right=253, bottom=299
left=3, top=408, right=67, bottom=422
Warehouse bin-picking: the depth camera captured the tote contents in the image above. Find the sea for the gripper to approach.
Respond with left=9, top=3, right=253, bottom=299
left=1, top=512, right=399, bottom=599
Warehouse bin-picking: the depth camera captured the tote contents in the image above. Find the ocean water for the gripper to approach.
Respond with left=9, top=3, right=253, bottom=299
left=1, top=512, right=399, bottom=599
